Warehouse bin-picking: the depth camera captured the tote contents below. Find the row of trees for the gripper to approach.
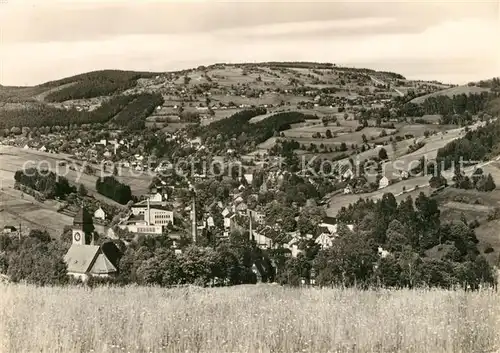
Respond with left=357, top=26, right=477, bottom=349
left=117, top=233, right=274, bottom=286
left=14, top=168, right=75, bottom=199
left=112, top=93, right=164, bottom=130
left=436, top=120, right=500, bottom=170
left=453, top=167, right=496, bottom=192
left=95, top=176, right=133, bottom=205
left=399, top=92, right=495, bottom=118
left=187, top=108, right=312, bottom=154
left=0, top=95, right=135, bottom=129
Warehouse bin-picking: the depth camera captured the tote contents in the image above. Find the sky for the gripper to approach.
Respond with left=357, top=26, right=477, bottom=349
left=0, top=0, right=499, bottom=86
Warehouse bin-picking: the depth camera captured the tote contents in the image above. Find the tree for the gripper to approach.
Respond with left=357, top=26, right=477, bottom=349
left=314, top=232, right=377, bottom=288
left=325, top=129, right=332, bottom=138
left=477, top=174, right=496, bottom=192
left=78, top=184, right=88, bottom=197
left=378, top=148, right=388, bottom=160
left=7, top=237, right=68, bottom=286
left=385, top=219, right=409, bottom=252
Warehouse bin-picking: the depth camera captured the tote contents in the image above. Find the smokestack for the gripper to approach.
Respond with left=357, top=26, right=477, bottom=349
left=248, top=210, right=253, bottom=241
left=147, top=198, right=151, bottom=225
left=191, top=191, right=197, bottom=244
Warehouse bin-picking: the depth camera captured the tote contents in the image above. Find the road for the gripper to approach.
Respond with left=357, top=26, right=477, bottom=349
left=370, top=76, right=404, bottom=97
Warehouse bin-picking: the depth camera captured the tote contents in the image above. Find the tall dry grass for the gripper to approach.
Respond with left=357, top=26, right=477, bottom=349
left=0, top=283, right=499, bottom=353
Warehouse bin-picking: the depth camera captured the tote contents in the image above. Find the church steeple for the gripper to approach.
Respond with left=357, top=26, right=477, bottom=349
left=72, top=206, right=93, bottom=245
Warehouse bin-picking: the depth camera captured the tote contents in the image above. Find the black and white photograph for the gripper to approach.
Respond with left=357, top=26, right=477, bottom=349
left=0, top=1, right=499, bottom=352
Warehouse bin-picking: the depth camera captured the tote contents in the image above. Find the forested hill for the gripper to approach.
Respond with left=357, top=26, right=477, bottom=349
left=0, top=63, right=498, bottom=132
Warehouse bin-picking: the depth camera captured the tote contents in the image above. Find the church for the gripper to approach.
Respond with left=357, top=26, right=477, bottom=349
left=64, top=208, right=122, bottom=282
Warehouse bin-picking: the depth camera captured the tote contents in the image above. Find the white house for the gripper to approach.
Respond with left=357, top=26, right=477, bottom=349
left=342, top=168, right=353, bottom=180
left=223, top=212, right=239, bottom=237
left=148, top=192, right=163, bottom=203
left=94, top=207, right=106, bottom=220
left=343, top=185, right=353, bottom=194
left=252, top=231, right=273, bottom=249
left=378, top=247, right=390, bottom=258
left=248, top=209, right=265, bottom=224
left=243, top=173, right=254, bottom=184
left=315, top=233, right=334, bottom=249
left=39, top=145, right=47, bottom=152
left=378, top=176, right=389, bottom=189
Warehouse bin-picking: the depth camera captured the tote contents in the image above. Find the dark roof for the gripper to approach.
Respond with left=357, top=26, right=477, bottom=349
left=74, top=207, right=92, bottom=226
left=322, top=216, right=336, bottom=225
left=3, top=226, right=17, bottom=231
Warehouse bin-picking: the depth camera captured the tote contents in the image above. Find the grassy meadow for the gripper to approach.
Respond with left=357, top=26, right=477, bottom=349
left=1, top=284, right=499, bottom=353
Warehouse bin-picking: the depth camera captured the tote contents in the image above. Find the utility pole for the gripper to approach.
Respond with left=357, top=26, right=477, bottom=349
left=18, top=222, right=21, bottom=241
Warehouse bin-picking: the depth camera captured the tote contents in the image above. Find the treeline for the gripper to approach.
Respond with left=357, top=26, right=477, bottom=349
left=112, top=93, right=164, bottom=130
left=318, top=192, right=496, bottom=289
left=188, top=108, right=311, bottom=153
left=117, top=234, right=274, bottom=287
left=0, top=95, right=135, bottom=129
left=400, top=92, right=495, bottom=117
left=14, top=168, right=75, bottom=199
left=0, top=230, right=69, bottom=286
left=436, top=120, right=500, bottom=170
left=96, top=176, right=132, bottom=205
left=239, top=62, right=405, bottom=79
left=42, top=70, right=158, bottom=102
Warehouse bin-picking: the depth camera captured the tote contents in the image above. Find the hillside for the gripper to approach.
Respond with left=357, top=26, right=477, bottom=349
left=0, top=62, right=455, bottom=131
left=410, top=85, right=491, bottom=104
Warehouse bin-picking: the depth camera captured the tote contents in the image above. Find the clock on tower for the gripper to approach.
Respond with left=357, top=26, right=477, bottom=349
left=71, top=207, right=92, bottom=245
left=72, top=229, right=84, bottom=245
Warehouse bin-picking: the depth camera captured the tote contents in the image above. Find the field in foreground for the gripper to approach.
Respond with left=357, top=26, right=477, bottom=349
left=1, top=284, right=499, bottom=353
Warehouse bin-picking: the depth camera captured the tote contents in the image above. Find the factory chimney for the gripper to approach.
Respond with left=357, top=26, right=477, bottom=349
left=191, top=191, right=197, bottom=244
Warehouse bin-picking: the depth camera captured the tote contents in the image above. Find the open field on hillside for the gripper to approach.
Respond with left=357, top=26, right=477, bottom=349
left=381, top=125, right=469, bottom=178
left=1, top=284, right=499, bottom=353
left=411, top=85, right=490, bottom=104
left=326, top=175, right=431, bottom=217
left=0, top=178, right=72, bottom=235
left=0, top=145, right=152, bottom=197
left=282, top=124, right=344, bottom=138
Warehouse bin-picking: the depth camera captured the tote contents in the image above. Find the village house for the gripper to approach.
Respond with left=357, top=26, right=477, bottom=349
left=93, top=207, right=106, bottom=221
left=223, top=212, right=239, bottom=237
left=3, top=225, right=17, bottom=234
left=248, top=209, right=265, bottom=224
left=343, top=185, right=353, bottom=194
left=378, top=176, right=389, bottom=189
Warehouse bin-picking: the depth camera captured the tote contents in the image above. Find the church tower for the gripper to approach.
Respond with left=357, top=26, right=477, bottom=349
left=72, top=207, right=92, bottom=245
